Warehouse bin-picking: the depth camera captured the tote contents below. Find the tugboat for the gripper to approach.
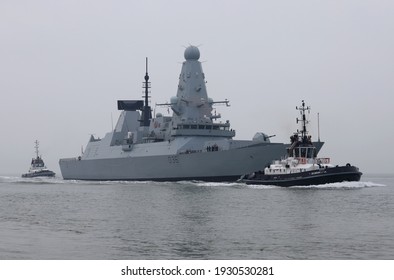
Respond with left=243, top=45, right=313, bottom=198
left=239, top=100, right=362, bottom=187
left=22, top=140, right=56, bottom=178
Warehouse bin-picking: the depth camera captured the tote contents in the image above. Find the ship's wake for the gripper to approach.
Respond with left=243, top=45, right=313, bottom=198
left=0, top=175, right=66, bottom=185
left=246, top=181, right=385, bottom=190
left=0, top=175, right=386, bottom=190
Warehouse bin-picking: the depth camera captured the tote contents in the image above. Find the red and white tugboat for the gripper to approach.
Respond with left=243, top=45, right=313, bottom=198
left=22, top=140, right=55, bottom=178
left=240, top=100, right=362, bottom=187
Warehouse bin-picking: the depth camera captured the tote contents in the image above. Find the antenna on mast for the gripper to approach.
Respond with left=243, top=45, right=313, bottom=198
left=317, top=112, right=321, bottom=142
left=141, top=57, right=152, bottom=126
left=34, top=140, right=40, bottom=158
left=296, top=100, right=310, bottom=142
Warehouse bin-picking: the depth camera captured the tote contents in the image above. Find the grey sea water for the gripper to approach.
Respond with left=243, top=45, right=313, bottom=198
left=0, top=174, right=393, bottom=260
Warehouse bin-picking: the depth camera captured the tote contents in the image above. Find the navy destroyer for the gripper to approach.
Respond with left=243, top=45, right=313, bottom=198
left=22, top=140, right=56, bottom=178
left=59, top=46, right=323, bottom=181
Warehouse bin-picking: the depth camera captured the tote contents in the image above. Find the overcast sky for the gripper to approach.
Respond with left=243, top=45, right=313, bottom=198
left=1, top=0, right=393, bottom=176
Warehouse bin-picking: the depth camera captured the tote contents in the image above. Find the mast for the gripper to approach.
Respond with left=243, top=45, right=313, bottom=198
left=296, top=100, right=310, bottom=142
left=141, top=57, right=152, bottom=126
left=317, top=112, right=320, bottom=142
left=34, top=140, right=39, bottom=159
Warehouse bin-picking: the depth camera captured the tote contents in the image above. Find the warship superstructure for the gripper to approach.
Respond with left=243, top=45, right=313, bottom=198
left=59, top=46, right=322, bottom=181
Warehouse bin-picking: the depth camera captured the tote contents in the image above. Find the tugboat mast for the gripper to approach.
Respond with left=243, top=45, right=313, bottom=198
left=142, top=57, right=152, bottom=126
left=296, top=100, right=310, bottom=142
left=318, top=112, right=321, bottom=142
left=34, top=140, right=40, bottom=159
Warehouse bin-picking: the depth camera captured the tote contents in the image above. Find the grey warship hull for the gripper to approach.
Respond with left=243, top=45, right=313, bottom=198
left=60, top=142, right=288, bottom=181
left=60, top=140, right=324, bottom=181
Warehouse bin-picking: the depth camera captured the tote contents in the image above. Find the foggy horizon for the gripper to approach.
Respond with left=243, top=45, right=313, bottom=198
left=1, top=0, right=393, bottom=176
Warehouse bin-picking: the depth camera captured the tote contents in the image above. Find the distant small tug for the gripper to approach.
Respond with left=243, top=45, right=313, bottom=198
left=22, top=140, right=55, bottom=178
left=239, top=100, right=362, bottom=187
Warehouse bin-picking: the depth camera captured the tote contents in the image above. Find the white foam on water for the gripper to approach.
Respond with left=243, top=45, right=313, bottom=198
left=245, top=181, right=386, bottom=190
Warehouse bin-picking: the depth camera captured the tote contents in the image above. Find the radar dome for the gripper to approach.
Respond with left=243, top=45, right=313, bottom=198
left=184, top=46, right=200, bottom=61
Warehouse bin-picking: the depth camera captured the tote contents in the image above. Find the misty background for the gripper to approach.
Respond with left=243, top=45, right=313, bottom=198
left=1, top=0, right=393, bottom=175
